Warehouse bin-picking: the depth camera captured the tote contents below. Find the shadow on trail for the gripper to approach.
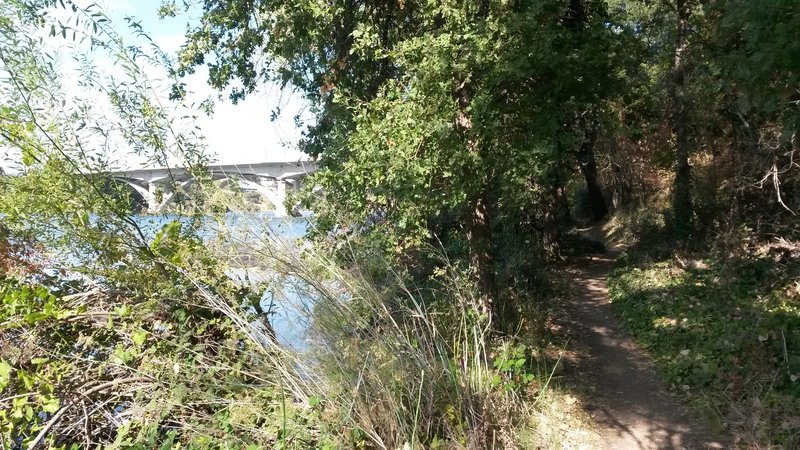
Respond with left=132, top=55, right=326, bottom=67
left=559, top=252, right=726, bottom=449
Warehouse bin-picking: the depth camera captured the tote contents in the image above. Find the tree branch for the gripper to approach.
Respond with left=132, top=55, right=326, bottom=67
left=27, top=376, right=148, bottom=450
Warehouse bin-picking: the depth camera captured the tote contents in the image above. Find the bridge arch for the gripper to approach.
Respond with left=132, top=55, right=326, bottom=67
left=109, top=177, right=155, bottom=211
left=112, top=175, right=293, bottom=216
left=237, top=179, right=286, bottom=215
left=155, top=179, right=196, bottom=212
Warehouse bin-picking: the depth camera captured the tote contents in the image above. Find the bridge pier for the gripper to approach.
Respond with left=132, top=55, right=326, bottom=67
left=256, top=178, right=287, bottom=217
left=276, top=180, right=286, bottom=210
left=147, top=183, right=158, bottom=210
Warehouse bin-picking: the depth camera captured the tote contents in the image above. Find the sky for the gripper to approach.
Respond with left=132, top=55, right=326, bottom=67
left=2, top=0, right=311, bottom=172
left=106, top=0, right=311, bottom=166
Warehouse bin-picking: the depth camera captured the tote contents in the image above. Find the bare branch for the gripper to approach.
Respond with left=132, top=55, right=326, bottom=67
left=27, top=377, right=149, bottom=450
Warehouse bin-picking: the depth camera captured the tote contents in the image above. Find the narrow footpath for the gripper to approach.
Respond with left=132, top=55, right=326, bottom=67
left=561, top=251, right=727, bottom=450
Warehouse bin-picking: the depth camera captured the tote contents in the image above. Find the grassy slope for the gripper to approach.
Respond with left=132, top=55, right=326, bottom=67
left=607, top=249, right=800, bottom=447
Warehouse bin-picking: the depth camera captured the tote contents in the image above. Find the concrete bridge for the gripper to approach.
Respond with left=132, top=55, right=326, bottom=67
left=106, top=161, right=318, bottom=216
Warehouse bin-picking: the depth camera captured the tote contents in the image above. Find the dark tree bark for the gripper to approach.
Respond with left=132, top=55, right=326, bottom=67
left=576, top=116, right=609, bottom=221
left=671, top=0, right=693, bottom=237
left=563, top=0, right=609, bottom=221
left=542, top=185, right=571, bottom=256
left=577, top=141, right=608, bottom=220
left=579, top=158, right=608, bottom=221
left=466, top=192, right=495, bottom=315
left=611, top=162, right=630, bottom=209
left=455, top=81, right=496, bottom=319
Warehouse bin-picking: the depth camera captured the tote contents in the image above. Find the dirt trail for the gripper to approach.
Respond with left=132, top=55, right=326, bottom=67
left=561, top=250, right=727, bottom=449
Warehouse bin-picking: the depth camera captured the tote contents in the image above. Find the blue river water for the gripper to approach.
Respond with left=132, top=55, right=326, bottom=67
left=132, top=211, right=311, bottom=242
left=145, top=212, right=313, bottom=349
left=58, top=212, right=315, bottom=349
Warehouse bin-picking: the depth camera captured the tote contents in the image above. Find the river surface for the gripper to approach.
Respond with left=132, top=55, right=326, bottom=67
left=135, top=212, right=313, bottom=348
left=133, top=211, right=310, bottom=240
left=52, top=212, right=314, bottom=349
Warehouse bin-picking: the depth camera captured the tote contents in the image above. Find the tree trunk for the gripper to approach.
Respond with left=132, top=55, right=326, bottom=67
left=466, top=192, right=495, bottom=316
left=555, top=185, right=572, bottom=224
left=577, top=144, right=608, bottom=221
left=611, top=162, right=630, bottom=209
left=455, top=81, right=496, bottom=319
left=542, top=185, right=570, bottom=257
left=671, top=0, right=692, bottom=237
left=562, top=0, right=610, bottom=221
left=576, top=116, right=609, bottom=221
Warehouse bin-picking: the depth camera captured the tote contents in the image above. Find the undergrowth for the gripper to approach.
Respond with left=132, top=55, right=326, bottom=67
left=608, top=246, right=800, bottom=447
left=0, top=211, right=595, bottom=448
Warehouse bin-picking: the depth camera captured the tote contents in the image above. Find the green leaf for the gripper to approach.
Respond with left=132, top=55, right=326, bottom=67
left=131, top=329, right=147, bottom=346
left=41, top=395, right=60, bottom=414
left=114, top=304, right=131, bottom=317
left=18, top=370, right=34, bottom=390
left=0, top=360, right=12, bottom=391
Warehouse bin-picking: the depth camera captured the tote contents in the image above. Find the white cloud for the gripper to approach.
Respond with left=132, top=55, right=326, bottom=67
left=181, top=68, right=311, bottom=165
left=155, top=33, right=185, bottom=53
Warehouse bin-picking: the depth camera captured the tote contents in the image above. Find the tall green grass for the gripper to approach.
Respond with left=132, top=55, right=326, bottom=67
left=201, top=215, right=515, bottom=448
